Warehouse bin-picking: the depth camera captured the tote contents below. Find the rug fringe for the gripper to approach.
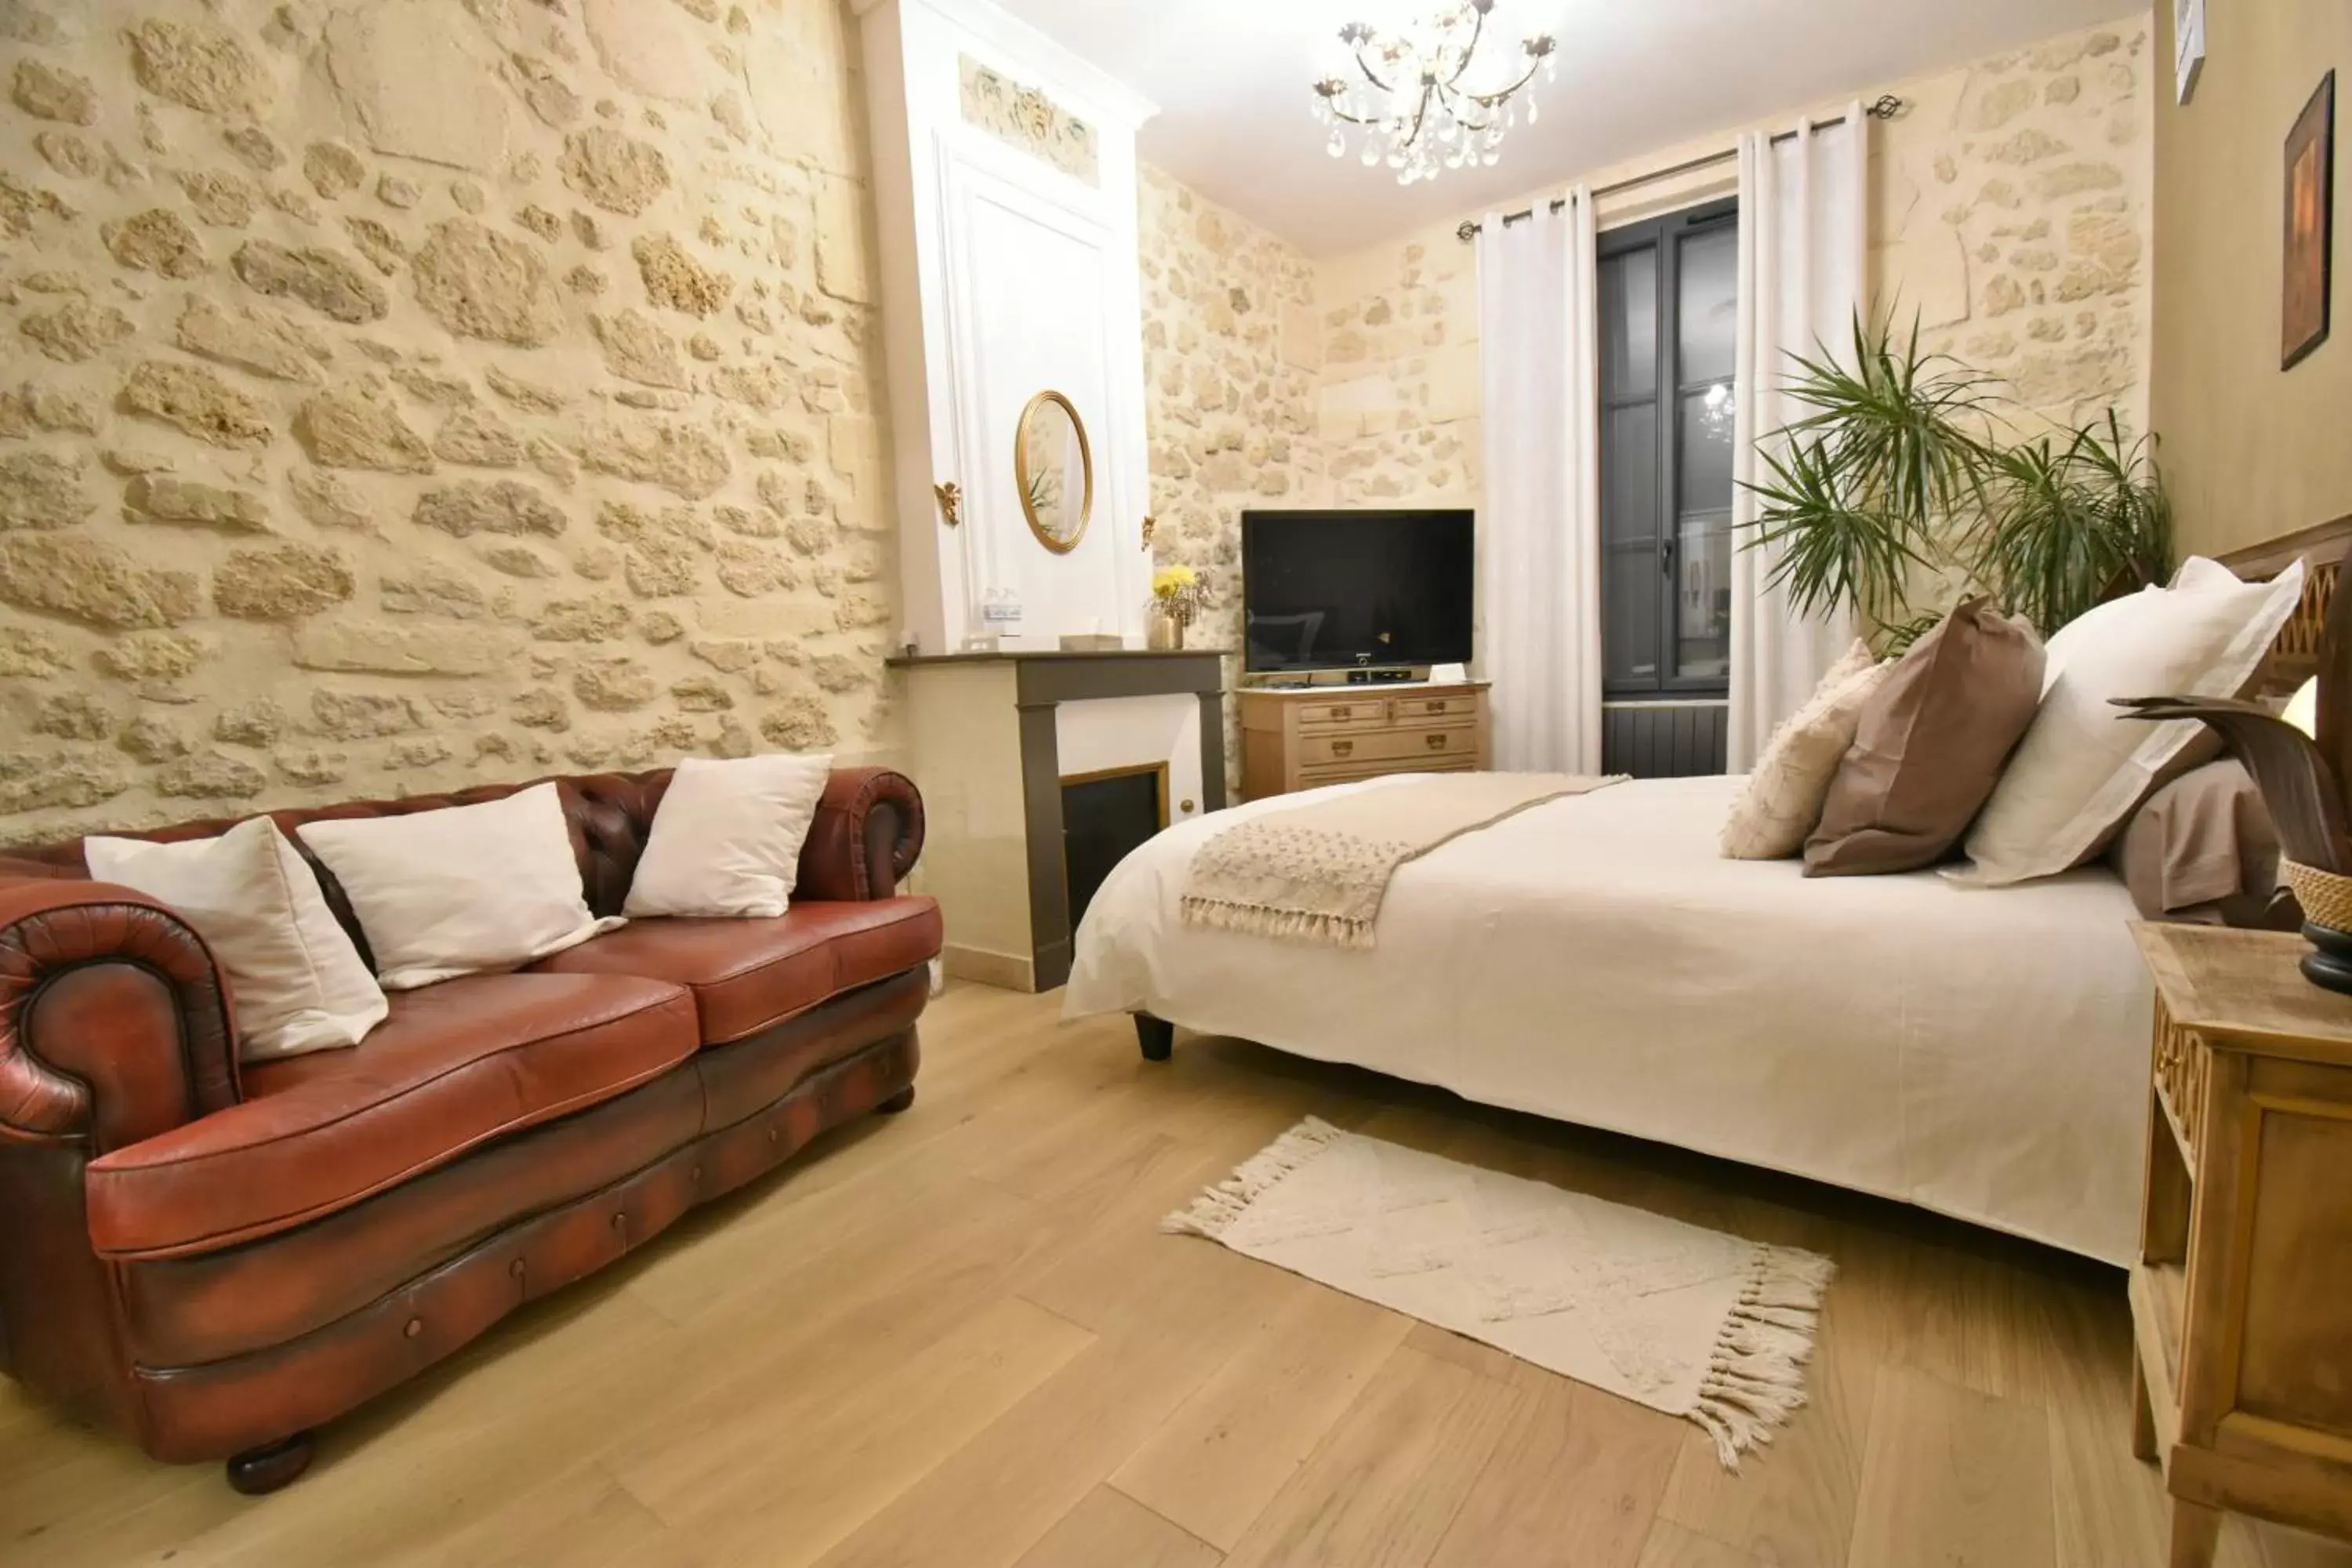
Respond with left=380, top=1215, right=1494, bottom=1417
left=1160, top=1116, right=1348, bottom=1240
left=1689, top=1245, right=1837, bottom=1471
left=1176, top=896, right=1377, bottom=951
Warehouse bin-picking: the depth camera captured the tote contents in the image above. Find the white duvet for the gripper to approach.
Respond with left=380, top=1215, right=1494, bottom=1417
left=1065, top=773, right=2151, bottom=1264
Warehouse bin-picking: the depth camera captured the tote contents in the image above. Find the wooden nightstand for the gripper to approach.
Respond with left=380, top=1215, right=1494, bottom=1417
left=2131, top=924, right=2352, bottom=1566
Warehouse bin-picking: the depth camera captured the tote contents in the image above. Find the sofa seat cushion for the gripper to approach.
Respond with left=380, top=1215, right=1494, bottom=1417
left=86, top=973, right=699, bottom=1260
left=528, top=897, right=941, bottom=1046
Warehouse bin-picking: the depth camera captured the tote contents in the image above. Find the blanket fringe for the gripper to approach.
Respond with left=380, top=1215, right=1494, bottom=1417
left=1160, top=1116, right=1348, bottom=1240
left=1177, top=895, right=1377, bottom=951
left=1688, top=1246, right=1838, bottom=1470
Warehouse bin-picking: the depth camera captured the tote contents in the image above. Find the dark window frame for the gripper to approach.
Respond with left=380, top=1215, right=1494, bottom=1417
left=1598, top=195, right=1738, bottom=701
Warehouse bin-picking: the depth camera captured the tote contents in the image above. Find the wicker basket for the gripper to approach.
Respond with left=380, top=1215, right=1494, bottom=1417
left=2282, top=860, right=2352, bottom=931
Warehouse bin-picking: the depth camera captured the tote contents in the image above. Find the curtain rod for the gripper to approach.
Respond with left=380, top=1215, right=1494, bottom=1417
left=1454, top=93, right=1904, bottom=243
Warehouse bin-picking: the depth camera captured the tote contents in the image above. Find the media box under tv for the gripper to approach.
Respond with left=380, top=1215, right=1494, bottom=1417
left=1240, top=508, right=1475, bottom=675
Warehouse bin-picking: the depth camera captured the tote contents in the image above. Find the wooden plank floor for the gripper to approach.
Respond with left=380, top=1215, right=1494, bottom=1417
left=5, top=980, right=2349, bottom=1568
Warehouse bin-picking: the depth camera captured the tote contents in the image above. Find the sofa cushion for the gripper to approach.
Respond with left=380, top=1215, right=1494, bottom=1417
left=528, top=897, right=942, bottom=1046
left=86, top=973, right=699, bottom=1259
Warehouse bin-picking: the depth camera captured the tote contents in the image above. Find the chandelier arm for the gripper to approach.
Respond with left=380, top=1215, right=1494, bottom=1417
left=1325, top=104, right=1381, bottom=127
left=1443, top=6, right=1487, bottom=90
left=1350, top=42, right=1396, bottom=96
left=1429, top=78, right=1497, bottom=133
left=1406, top=76, right=1438, bottom=151
left=1463, top=56, right=1543, bottom=107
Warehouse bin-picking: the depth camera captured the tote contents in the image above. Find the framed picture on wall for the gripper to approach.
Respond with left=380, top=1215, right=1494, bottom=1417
left=2175, top=0, right=2205, bottom=106
left=2284, top=71, right=2336, bottom=371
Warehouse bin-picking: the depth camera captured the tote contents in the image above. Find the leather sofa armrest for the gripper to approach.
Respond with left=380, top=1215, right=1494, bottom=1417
left=796, top=768, right=926, bottom=902
left=0, top=877, right=241, bottom=1155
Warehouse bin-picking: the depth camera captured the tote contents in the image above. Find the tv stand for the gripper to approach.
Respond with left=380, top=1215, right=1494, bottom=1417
left=1239, top=681, right=1490, bottom=799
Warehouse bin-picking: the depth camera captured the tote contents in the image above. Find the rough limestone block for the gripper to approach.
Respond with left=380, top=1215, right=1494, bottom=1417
left=325, top=1, right=510, bottom=172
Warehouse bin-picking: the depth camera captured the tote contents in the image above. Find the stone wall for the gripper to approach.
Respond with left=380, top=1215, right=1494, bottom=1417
left=1315, top=233, right=1479, bottom=508
left=1871, top=18, right=2153, bottom=437
left=0, top=0, right=895, bottom=842
left=1137, top=164, right=1322, bottom=782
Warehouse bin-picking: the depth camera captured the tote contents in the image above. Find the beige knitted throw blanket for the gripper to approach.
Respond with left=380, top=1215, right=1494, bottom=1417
left=1181, top=772, right=1622, bottom=950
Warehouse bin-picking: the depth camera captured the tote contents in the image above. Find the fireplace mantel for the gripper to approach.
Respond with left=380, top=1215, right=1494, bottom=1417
left=893, top=649, right=1226, bottom=990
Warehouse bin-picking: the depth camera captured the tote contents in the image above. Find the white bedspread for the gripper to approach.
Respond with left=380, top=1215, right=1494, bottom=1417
left=1065, top=773, right=2151, bottom=1264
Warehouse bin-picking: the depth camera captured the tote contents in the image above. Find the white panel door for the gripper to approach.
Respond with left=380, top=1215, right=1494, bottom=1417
left=938, top=135, right=1137, bottom=646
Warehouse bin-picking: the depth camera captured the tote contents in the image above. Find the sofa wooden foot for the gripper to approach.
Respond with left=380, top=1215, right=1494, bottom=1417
left=1136, top=1014, right=1174, bottom=1062
left=226, top=1432, right=315, bottom=1496
left=875, top=1085, right=915, bottom=1115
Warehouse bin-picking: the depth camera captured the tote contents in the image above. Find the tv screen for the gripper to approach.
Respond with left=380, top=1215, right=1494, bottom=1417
left=1242, top=509, right=1474, bottom=673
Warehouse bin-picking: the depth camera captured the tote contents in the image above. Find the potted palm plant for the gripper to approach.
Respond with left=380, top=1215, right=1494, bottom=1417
left=1744, top=313, right=2171, bottom=647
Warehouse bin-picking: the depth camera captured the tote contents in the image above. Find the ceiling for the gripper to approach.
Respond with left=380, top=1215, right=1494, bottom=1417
left=993, top=0, right=2137, bottom=256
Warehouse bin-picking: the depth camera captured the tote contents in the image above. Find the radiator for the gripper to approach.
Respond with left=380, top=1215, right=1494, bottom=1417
left=1601, top=702, right=1728, bottom=779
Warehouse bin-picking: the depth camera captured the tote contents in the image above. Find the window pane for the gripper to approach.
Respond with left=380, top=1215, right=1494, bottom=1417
left=1602, top=401, right=1658, bottom=546
left=1675, top=512, right=1733, bottom=681
left=1679, top=383, right=1735, bottom=514
left=1605, top=542, right=1660, bottom=688
left=1677, top=224, right=1737, bottom=387
left=1599, top=247, right=1657, bottom=399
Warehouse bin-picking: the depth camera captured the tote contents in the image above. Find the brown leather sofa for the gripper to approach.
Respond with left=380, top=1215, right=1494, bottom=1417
left=0, top=766, right=940, bottom=1494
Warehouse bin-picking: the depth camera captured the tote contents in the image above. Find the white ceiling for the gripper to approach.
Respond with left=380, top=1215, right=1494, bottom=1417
left=993, top=0, right=2136, bottom=256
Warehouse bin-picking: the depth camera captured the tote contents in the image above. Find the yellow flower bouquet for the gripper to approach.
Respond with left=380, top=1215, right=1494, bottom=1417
left=1149, top=563, right=1206, bottom=648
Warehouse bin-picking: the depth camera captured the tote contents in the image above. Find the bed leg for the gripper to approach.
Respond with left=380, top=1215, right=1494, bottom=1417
left=1135, top=1013, right=1174, bottom=1062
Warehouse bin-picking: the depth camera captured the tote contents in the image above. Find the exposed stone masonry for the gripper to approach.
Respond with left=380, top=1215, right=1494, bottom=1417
left=0, top=0, right=894, bottom=837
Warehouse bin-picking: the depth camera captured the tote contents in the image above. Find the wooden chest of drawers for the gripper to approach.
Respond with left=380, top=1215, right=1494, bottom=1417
left=2130, top=924, right=2352, bottom=1566
left=1238, top=682, right=1491, bottom=799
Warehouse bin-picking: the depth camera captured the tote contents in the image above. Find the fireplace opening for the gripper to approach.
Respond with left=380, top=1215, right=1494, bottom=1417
left=1062, top=764, right=1168, bottom=933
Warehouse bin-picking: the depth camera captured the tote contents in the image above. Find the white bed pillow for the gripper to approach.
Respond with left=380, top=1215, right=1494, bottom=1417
left=625, top=753, right=833, bottom=918
left=85, top=817, right=389, bottom=1062
left=1720, top=641, right=1886, bottom=859
left=1958, top=557, right=2307, bottom=886
left=296, top=782, right=621, bottom=989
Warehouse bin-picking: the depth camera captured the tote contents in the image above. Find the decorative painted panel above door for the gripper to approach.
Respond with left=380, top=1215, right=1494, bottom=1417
left=855, top=0, right=1156, bottom=655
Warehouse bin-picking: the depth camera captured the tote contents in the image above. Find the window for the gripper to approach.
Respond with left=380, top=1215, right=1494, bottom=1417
left=1598, top=198, right=1737, bottom=699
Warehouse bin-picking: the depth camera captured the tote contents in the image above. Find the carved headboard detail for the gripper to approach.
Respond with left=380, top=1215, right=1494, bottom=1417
left=2220, top=513, right=2352, bottom=808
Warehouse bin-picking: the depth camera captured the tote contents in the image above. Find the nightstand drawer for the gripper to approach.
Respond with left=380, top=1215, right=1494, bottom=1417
left=1301, top=728, right=1478, bottom=767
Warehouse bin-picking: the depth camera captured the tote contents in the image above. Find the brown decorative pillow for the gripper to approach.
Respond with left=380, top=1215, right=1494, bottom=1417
left=1805, top=598, right=2047, bottom=877
left=2111, top=759, right=2281, bottom=926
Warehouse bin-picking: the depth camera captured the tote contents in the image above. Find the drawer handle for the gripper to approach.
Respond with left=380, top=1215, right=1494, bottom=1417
left=1426, top=733, right=1446, bottom=750
left=1426, top=700, right=1446, bottom=713
left=1332, top=739, right=1354, bottom=757
left=1331, top=706, right=1352, bottom=720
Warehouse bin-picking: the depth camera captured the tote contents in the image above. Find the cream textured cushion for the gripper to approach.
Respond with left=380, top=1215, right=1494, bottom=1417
left=625, top=753, right=834, bottom=919
left=296, top=783, right=621, bottom=990
left=1958, top=557, right=2308, bottom=886
left=85, top=818, right=388, bottom=1062
left=1720, top=641, right=1886, bottom=859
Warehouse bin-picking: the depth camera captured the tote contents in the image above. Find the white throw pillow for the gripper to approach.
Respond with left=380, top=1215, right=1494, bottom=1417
left=625, top=753, right=834, bottom=918
left=1720, top=641, right=1888, bottom=859
left=1958, top=557, right=2307, bottom=886
left=296, top=782, right=621, bottom=990
left=85, top=818, right=388, bottom=1062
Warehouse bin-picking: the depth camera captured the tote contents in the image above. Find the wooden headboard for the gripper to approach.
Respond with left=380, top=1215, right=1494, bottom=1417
left=2221, top=514, right=2352, bottom=699
left=2220, top=515, right=2352, bottom=801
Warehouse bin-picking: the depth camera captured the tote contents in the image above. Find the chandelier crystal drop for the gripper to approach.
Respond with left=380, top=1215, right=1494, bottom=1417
left=1311, top=0, right=1556, bottom=187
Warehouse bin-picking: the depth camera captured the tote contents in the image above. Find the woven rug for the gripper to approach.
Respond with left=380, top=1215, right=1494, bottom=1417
left=1164, top=1118, right=1835, bottom=1468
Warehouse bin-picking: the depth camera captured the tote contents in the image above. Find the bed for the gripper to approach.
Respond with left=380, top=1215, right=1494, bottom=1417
left=1065, top=771, right=2150, bottom=1262
left=1064, top=533, right=2350, bottom=1268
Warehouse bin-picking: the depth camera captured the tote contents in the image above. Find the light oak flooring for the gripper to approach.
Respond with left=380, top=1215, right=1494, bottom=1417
left=5, top=981, right=2351, bottom=1568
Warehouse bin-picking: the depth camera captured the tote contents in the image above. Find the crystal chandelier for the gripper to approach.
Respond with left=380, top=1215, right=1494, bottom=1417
left=1311, top=0, right=1557, bottom=186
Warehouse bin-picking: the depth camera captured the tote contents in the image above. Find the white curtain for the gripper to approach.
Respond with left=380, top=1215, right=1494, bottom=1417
left=1476, top=191, right=1602, bottom=774
left=1727, top=107, right=1867, bottom=770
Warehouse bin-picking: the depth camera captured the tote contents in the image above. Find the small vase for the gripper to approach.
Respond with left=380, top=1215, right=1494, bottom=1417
left=1146, top=610, right=1183, bottom=651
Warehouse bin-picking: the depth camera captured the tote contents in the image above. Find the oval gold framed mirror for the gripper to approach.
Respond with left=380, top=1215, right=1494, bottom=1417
left=1015, top=390, right=1093, bottom=554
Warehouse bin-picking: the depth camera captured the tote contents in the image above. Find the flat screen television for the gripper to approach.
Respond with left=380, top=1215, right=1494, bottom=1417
left=1241, top=508, right=1474, bottom=673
